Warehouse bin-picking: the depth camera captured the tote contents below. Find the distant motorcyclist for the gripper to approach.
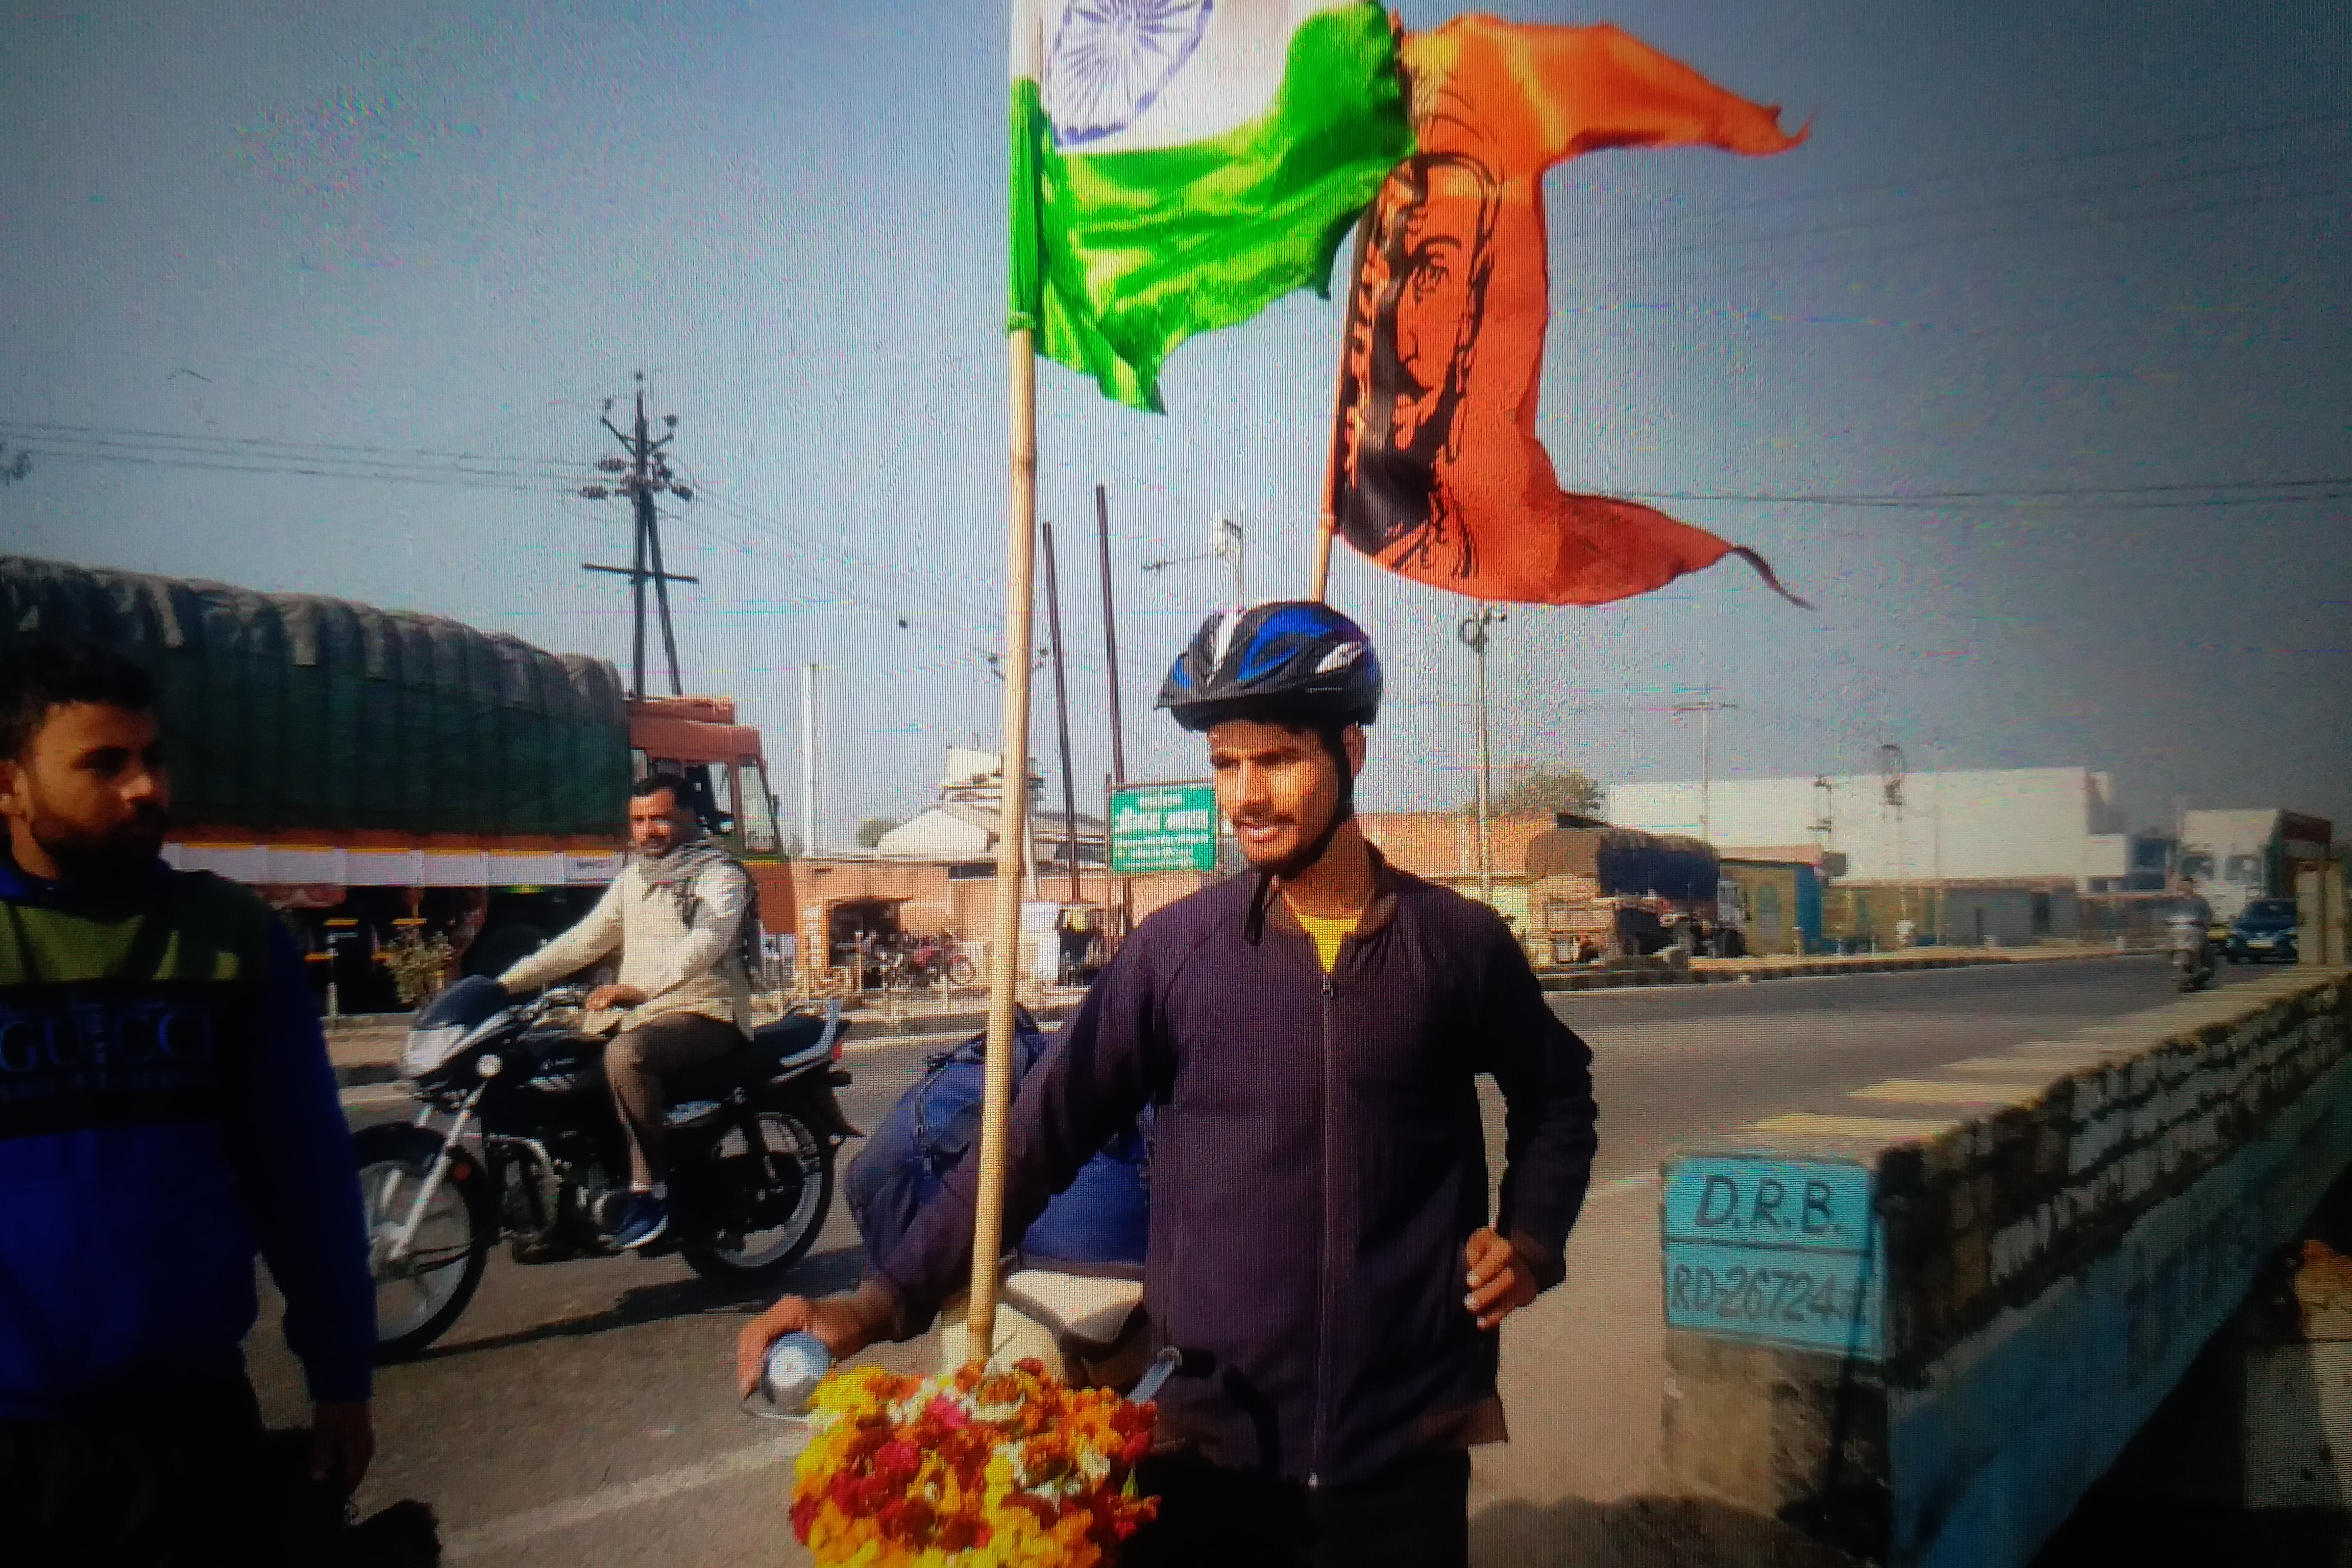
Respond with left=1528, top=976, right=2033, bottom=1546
left=498, top=773, right=755, bottom=1250
left=2175, top=877, right=2214, bottom=932
left=2168, top=877, right=2216, bottom=991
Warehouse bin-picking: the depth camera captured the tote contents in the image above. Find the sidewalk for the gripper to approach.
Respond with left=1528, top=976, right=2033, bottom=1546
left=1466, top=1179, right=1857, bottom=1567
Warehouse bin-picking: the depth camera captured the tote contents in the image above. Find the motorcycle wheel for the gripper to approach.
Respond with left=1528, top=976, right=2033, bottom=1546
left=682, top=1107, right=835, bottom=1284
left=354, top=1123, right=497, bottom=1362
left=945, top=953, right=977, bottom=988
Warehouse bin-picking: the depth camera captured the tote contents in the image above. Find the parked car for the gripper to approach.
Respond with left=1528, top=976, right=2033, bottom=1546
left=2225, top=897, right=2300, bottom=964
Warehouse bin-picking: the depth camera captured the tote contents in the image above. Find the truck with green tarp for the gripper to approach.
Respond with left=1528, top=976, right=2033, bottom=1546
left=1, top=555, right=792, bottom=1011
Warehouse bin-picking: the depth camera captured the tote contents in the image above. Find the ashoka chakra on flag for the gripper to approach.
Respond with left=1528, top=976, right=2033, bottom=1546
left=1046, top=0, right=1215, bottom=147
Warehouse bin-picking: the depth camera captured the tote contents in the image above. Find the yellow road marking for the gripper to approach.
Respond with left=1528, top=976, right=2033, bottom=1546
left=1748, top=1112, right=1959, bottom=1140
left=1850, top=1079, right=2048, bottom=1105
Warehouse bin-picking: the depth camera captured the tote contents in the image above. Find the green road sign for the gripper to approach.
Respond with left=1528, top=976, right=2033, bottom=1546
left=1110, top=781, right=1218, bottom=874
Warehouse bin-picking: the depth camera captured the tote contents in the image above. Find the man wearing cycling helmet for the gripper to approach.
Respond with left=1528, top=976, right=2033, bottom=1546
left=739, top=602, right=1597, bottom=1567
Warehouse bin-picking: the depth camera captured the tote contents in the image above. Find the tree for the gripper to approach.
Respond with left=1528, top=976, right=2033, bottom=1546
left=0, top=444, right=30, bottom=485
left=855, top=817, right=901, bottom=849
left=1476, top=764, right=1605, bottom=821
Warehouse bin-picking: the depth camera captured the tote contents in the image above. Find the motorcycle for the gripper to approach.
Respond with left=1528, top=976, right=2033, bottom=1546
left=2168, top=912, right=2215, bottom=993
left=356, top=975, right=857, bottom=1360
left=886, top=933, right=977, bottom=991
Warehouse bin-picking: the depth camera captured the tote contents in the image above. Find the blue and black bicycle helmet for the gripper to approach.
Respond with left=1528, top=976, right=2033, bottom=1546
left=1155, top=601, right=1383, bottom=733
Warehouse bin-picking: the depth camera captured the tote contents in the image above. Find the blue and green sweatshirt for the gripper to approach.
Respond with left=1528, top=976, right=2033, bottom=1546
left=0, top=856, right=375, bottom=1418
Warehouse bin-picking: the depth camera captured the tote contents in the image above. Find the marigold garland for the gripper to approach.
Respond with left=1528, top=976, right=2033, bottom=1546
left=791, top=1358, right=1160, bottom=1567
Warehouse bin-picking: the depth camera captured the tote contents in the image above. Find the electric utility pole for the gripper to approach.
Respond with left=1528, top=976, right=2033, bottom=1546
left=579, top=373, right=697, bottom=698
left=1096, top=485, right=1135, bottom=947
left=1458, top=604, right=1506, bottom=906
left=1671, top=686, right=1739, bottom=845
left=1042, top=520, right=1083, bottom=901
left=1880, top=742, right=1909, bottom=938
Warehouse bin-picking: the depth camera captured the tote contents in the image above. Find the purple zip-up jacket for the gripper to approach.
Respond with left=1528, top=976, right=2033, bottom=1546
left=874, top=851, right=1597, bottom=1486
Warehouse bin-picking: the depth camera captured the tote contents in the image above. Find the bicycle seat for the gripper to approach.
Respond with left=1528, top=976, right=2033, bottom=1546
left=1001, top=1270, right=1146, bottom=1355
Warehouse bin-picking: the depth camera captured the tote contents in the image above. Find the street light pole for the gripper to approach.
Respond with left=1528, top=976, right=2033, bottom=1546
left=1142, top=511, right=1246, bottom=608
left=800, top=664, right=821, bottom=857
left=1458, top=604, right=1505, bottom=907
left=1210, top=511, right=1244, bottom=606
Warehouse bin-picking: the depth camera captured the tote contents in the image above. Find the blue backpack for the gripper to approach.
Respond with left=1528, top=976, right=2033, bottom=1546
left=844, top=1007, right=1150, bottom=1274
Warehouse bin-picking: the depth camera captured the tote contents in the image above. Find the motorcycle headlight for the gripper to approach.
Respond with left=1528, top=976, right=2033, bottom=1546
left=401, top=1023, right=469, bottom=1078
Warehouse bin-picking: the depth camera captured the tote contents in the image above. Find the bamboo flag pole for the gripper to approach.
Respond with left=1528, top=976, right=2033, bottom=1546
left=1306, top=212, right=1374, bottom=602
left=968, top=0, right=1045, bottom=1362
left=967, top=323, right=1040, bottom=1362
left=1307, top=506, right=1338, bottom=602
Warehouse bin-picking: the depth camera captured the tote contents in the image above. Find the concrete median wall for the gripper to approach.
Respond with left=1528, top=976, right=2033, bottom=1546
left=1658, top=968, right=2352, bottom=1566
left=1542, top=947, right=2126, bottom=992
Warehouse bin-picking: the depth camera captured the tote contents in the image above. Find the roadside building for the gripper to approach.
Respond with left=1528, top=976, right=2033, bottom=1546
left=1718, top=855, right=1827, bottom=955
left=1354, top=811, right=1552, bottom=928
left=876, top=800, right=1107, bottom=872
left=2085, top=829, right=2178, bottom=894
left=785, top=748, right=1218, bottom=984
left=1607, top=766, right=2130, bottom=890
left=1822, top=878, right=2080, bottom=950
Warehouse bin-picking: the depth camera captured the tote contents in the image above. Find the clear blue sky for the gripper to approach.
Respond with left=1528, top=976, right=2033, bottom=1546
left=5, top=1, right=2346, bottom=841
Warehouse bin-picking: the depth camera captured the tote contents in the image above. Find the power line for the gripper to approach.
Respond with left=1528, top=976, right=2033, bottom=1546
left=0, top=412, right=1027, bottom=672
left=1581, top=145, right=2347, bottom=267
left=693, top=488, right=1002, bottom=636
left=1570, top=182, right=2341, bottom=289
left=0, top=443, right=567, bottom=493
left=672, top=505, right=1004, bottom=668
left=0, top=417, right=579, bottom=471
left=1603, top=475, right=2350, bottom=510
left=1551, top=107, right=2352, bottom=239
left=0, top=419, right=586, bottom=493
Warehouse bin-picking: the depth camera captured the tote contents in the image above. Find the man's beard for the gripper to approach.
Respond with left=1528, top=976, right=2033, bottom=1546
left=25, top=801, right=168, bottom=884
left=1240, top=801, right=1351, bottom=882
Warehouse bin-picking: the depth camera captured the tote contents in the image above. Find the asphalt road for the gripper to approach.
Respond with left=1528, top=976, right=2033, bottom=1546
left=245, top=955, right=2273, bottom=1565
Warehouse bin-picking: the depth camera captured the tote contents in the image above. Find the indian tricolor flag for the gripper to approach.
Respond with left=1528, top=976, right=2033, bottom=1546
left=1010, top=0, right=1414, bottom=412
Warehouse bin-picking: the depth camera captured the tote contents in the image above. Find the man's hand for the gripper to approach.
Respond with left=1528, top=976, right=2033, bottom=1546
left=584, top=983, right=647, bottom=1013
left=309, top=1400, right=375, bottom=1492
left=1464, top=1227, right=1537, bottom=1331
left=735, top=1287, right=893, bottom=1398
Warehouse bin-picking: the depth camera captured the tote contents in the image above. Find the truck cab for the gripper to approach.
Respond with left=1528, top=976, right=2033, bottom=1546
left=623, top=694, right=795, bottom=965
left=625, top=695, right=784, bottom=859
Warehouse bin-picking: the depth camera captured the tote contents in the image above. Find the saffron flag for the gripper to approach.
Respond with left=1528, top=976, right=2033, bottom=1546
left=1328, top=17, right=1809, bottom=606
left=1009, top=0, right=1414, bottom=412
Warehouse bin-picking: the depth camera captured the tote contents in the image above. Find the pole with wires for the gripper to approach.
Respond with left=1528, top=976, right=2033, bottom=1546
left=1095, top=485, right=1135, bottom=948
left=577, top=373, right=697, bottom=699
left=1670, top=685, right=1738, bottom=845
left=1043, top=521, right=1083, bottom=902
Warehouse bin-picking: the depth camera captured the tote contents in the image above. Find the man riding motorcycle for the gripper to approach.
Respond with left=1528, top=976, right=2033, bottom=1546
left=738, top=602, right=1599, bottom=1568
left=499, top=772, right=756, bottom=1250
left=2175, top=876, right=2214, bottom=935
left=2169, top=876, right=2216, bottom=991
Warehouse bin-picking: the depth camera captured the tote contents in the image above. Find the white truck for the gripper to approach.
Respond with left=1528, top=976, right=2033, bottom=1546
left=2178, top=808, right=2335, bottom=924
